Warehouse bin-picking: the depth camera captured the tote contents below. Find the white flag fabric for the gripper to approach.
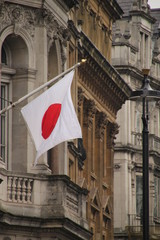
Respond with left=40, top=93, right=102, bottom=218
left=21, top=70, right=82, bottom=165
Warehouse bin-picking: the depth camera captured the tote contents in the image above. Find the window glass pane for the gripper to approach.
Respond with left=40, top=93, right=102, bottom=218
left=136, top=175, right=143, bottom=217
left=1, top=46, right=7, bottom=65
left=1, top=84, right=8, bottom=162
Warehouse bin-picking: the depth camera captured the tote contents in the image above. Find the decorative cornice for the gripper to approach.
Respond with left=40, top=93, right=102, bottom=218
left=114, top=65, right=142, bottom=78
left=129, top=9, right=156, bottom=24
left=79, top=0, right=123, bottom=22
left=78, top=31, right=132, bottom=118
left=112, top=41, right=138, bottom=53
left=68, top=19, right=80, bottom=40
left=0, top=210, right=91, bottom=238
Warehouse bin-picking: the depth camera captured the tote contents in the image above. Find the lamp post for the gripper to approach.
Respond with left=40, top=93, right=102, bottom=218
left=130, top=69, right=160, bottom=240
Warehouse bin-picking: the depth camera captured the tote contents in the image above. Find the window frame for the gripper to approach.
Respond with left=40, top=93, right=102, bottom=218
left=154, top=177, right=160, bottom=219
left=0, top=67, right=14, bottom=169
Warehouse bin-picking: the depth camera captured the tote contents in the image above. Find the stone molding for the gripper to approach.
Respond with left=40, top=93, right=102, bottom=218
left=78, top=32, right=131, bottom=117
left=80, top=0, right=123, bottom=22
left=0, top=2, right=70, bottom=52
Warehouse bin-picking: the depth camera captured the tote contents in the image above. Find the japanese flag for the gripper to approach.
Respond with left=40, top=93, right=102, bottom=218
left=21, top=70, right=82, bottom=165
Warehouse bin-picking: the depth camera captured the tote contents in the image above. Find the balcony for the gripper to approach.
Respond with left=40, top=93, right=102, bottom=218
left=127, top=214, right=160, bottom=239
left=132, top=132, right=160, bottom=154
left=0, top=168, right=91, bottom=239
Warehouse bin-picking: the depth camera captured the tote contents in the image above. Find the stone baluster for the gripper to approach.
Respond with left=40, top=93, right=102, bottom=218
left=17, top=178, right=22, bottom=203
left=12, top=177, right=17, bottom=202
left=22, top=178, right=27, bottom=203
left=7, top=177, right=12, bottom=202
left=7, top=176, right=33, bottom=203
left=27, top=179, right=32, bottom=203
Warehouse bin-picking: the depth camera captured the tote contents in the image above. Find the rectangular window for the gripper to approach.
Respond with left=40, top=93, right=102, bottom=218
left=1, top=83, right=8, bottom=162
left=140, top=32, right=149, bottom=68
left=136, top=175, right=143, bottom=217
left=140, top=32, right=143, bottom=67
left=144, top=34, right=149, bottom=68
left=154, top=177, right=160, bottom=219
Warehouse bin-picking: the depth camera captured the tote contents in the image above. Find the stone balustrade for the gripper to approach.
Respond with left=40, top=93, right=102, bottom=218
left=7, top=175, right=33, bottom=203
left=149, top=134, right=160, bottom=153
left=0, top=171, right=91, bottom=239
left=0, top=171, right=89, bottom=232
left=132, top=132, right=160, bottom=153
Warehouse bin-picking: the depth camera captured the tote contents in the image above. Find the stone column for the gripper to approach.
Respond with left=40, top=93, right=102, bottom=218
left=107, top=122, right=119, bottom=234
left=83, top=98, right=96, bottom=224
left=30, top=24, right=51, bottom=174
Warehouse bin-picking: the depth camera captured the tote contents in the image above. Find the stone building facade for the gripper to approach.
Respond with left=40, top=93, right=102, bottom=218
left=112, top=0, right=160, bottom=239
left=70, top=1, right=131, bottom=239
left=0, top=0, right=131, bottom=240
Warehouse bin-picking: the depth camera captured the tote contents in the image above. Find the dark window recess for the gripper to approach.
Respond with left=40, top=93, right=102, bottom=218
left=1, top=46, right=7, bottom=65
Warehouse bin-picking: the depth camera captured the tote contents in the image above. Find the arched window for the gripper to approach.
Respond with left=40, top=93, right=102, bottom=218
left=1, top=82, right=8, bottom=162
left=1, top=45, right=9, bottom=163
left=0, top=33, right=28, bottom=171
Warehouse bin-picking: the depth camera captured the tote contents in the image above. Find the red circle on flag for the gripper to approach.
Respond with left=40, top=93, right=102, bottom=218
left=41, top=103, right=62, bottom=139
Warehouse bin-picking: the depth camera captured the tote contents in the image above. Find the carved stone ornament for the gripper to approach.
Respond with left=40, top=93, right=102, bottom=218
left=107, top=122, right=119, bottom=148
left=0, top=3, right=70, bottom=50
left=95, top=112, right=108, bottom=139
left=78, top=87, right=85, bottom=113
left=41, top=8, right=70, bottom=66
left=114, top=164, right=121, bottom=170
left=45, top=9, right=71, bottom=50
left=0, top=3, right=35, bottom=37
left=83, top=99, right=96, bottom=129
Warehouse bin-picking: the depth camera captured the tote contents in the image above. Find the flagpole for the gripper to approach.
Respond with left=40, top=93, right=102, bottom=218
left=0, top=60, right=86, bottom=115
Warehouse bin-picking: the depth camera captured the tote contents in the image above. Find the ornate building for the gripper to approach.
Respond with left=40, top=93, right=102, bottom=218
left=0, top=0, right=131, bottom=239
left=69, top=2, right=131, bottom=239
left=112, top=0, right=160, bottom=239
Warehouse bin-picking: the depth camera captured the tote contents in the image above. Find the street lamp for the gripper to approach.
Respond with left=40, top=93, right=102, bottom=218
left=130, top=69, right=160, bottom=240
